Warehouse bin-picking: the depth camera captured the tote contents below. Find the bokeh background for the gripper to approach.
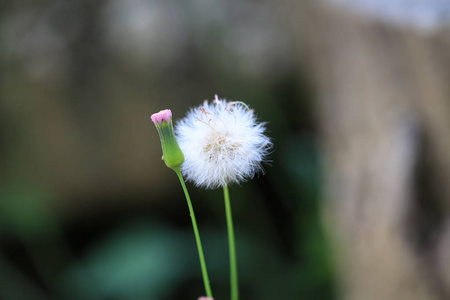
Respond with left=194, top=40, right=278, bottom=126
left=1, top=0, right=450, bottom=300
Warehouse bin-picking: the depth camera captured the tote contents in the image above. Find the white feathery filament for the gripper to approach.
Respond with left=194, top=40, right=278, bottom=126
left=175, top=95, right=272, bottom=189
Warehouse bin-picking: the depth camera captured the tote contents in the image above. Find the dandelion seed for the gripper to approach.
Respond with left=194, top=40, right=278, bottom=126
left=176, top=95, right=272, bottom=189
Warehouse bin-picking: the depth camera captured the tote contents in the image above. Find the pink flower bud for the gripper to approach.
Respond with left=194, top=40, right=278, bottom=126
left=198, top=297, right=214, bottom=300
left=150, top=109, right=184, bottom=170
left=151, top=109, right=172, bottom=125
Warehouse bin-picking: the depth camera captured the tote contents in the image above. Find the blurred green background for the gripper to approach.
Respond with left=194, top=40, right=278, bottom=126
left=0, top=0, right=334, bottom=299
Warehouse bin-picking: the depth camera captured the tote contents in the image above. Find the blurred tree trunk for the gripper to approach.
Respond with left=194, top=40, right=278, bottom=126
left=286, top=2, right=450, bottom=300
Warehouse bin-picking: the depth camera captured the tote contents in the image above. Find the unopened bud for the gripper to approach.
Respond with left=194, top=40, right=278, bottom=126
left=151, top=109, right=184, bottom=171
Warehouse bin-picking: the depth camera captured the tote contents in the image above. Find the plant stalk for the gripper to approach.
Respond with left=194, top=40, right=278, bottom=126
left=223, top=185, right=238, bottom=300
left=175, top=169, right=213, bottom=298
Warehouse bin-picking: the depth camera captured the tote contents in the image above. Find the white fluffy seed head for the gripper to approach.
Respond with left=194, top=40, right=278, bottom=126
left=175, top=95, right=272, bottom=189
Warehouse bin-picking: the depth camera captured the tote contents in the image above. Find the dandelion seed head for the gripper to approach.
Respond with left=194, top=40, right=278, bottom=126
left=176, top=96, right=272, bottom=189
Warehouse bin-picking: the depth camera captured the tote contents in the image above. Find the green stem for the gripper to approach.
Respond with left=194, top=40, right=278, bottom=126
left=175, top=170, right=213, bottom=298
left=223, top=185, right=238, bottom=300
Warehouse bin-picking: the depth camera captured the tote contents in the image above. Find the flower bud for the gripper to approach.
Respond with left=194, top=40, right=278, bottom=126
left=198, top=297, right=214, bottom=300
left=151, top=109, right=185, bottom=171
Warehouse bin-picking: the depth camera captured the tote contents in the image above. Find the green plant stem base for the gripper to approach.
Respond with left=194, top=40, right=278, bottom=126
left=175, top=170, right=213, bottom=298
left=224, top=185, right=239, bottom=300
